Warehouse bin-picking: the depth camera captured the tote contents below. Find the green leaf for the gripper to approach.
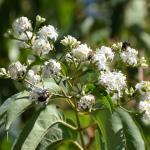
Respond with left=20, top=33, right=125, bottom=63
left=0, top=91, right=29, bottom=129
left=95, top=129, right=103, bottom=150
left=92, top=107, right=145, bottom=150
left=0, top=91, right=28, bottom=117
left=6, top=91, right=32, bottom=130
left=116, top=108, right=145, bottom=150
left=12, top=105, right=75, bottom=150
left=92, top=109, right=122, bottom=150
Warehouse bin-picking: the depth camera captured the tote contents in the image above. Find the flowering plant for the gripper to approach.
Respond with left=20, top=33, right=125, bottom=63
left=0, top=15, right=149, bottom=150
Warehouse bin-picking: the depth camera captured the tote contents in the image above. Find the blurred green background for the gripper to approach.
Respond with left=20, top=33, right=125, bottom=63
left=0, top=0, right=150, bottom=149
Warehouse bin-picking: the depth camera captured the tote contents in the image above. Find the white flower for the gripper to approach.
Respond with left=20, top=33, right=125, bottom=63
left=92, top=53, right=108, bottom=70
left=61, top=35, right=80, bottom=48
left=78, top=94, right=95, bottom=111
left=30, top=88, right=51, bottom=104
left=92, top=46, right=114, bottom=70
left=99, top=71, right=126, bottom=97
left=8, top=61, right=26, bottom=80
left=139, top=100, right=150, bottom=120
left=18, top=31, right=34, bottom=48
left=25, top=70, right=40, bottom=87
left=135, top=81, right=150, bottom=101
left=71, top=44, right=92, bottom=60
left=43, top=59, right=61, bottom=77
left=120, top=47, right=138, bottom=66
left=98, top=46, right=114, bottom=60
left=38, top=25, right=58, bottom=41
left=32, top=38, right=53, bottom=56
left=12, top=17, right=32, bottom=35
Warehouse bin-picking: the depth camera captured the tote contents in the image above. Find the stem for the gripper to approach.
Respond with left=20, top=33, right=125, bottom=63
left=74, top=100, right=86, bottom=149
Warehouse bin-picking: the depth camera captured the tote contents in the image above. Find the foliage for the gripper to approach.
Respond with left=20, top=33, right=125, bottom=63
left=0, top=0, right=150, bottom=150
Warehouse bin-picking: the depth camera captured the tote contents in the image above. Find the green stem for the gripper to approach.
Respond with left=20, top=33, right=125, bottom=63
left=74, top=100, right=86, bottom=149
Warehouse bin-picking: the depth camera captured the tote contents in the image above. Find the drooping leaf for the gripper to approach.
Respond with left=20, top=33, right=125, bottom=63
left=0, top=91, right=29, bottom=129
left=92, top=107, right=146, bottom=150
left=0, top=91, right=28, bottom=117
left=12, top=105, right=76, bottom=150
left=6, top=93, right=33, bottom=130
left=116, top=108, right=145, bottom=150
left=92, top=109, right=122, bottom=150
left=95, top=129, right=103, bottom=150
left=40, top=123, right=78, bottom=150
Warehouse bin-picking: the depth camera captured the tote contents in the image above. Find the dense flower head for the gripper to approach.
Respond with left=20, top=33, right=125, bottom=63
left=12, top=17, right=32, bottom=35
left=92, top=46, right=114, bottom=71
left=43, top=59, right=61, bottom=77
left=139, top=100, right=150, bottom=120
left=61, top=35, right=80, bottom=49
left=98, top=46, right=114, bottom=61
left=92, top=53, right=108, bottom=70
left=37, top=25, right=58, bottom=41
left=78, top=94, right=95, bottom=111
left=32, top=38, right=53, bottom=56
left=120, top=46, right=138, bottom=66
left=30, top=88, right=51, bottom=104
left=8, top=61, right=26, bottom=80
left=71, top=44, right=92, bottom=60
left=99, top=71, right=126, bottom=97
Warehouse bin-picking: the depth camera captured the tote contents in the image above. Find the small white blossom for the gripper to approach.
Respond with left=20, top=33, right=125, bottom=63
left=92, top=53, right=108, bottom=70
left=92, top=46, right=114, bottom=70
left=32, top=38, right=53, bottom=56
left=61, top=35, right=80, bottom=48
left=135, top=81, right=150, bottom=101
left=139, top=100, right=150, bottom=120
left=38, top=25, right=58, bottom=41
left=120, top=47, right=138, bottom=66
left=99, top=46, right=114, bottom=61
left=99, top=71, right=126, bottom=97
left=30, top=88, right=51, bottom=104
left=78, top=94, right=95, bottom=111
left=71, top=44, right=92, bottom=60
left=25, top=70, right=40, bottom=87
left=8, top=61, right=26, bottom=80
left=43, top=59, right=61, bottom=77
left=12, top=17, right=32, bottom=35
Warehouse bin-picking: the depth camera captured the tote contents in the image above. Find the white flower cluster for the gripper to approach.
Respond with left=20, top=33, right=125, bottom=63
left=37, top=25, right=58, bottom=41
left=92, top=46, right=114, bottom=70
left=120, top=46, right=138, bottom=66
left=78, top=94, right=95, bottom=111
left=71, top=44, right=92, bottom=60
left=32, top=38, right=53, bottom=56
left=8, top=61, right=40, bottom=87
left=61, top=35, right=80, bottom=49
left=99, top=71, right=126, bottom=98
left=8, top=61, right=26, bottom=80
left=43, top=59, right=61, bottom=77
left=12, top=16, right=58, bottom=57
left=12, top=17, right=32, bottom=35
